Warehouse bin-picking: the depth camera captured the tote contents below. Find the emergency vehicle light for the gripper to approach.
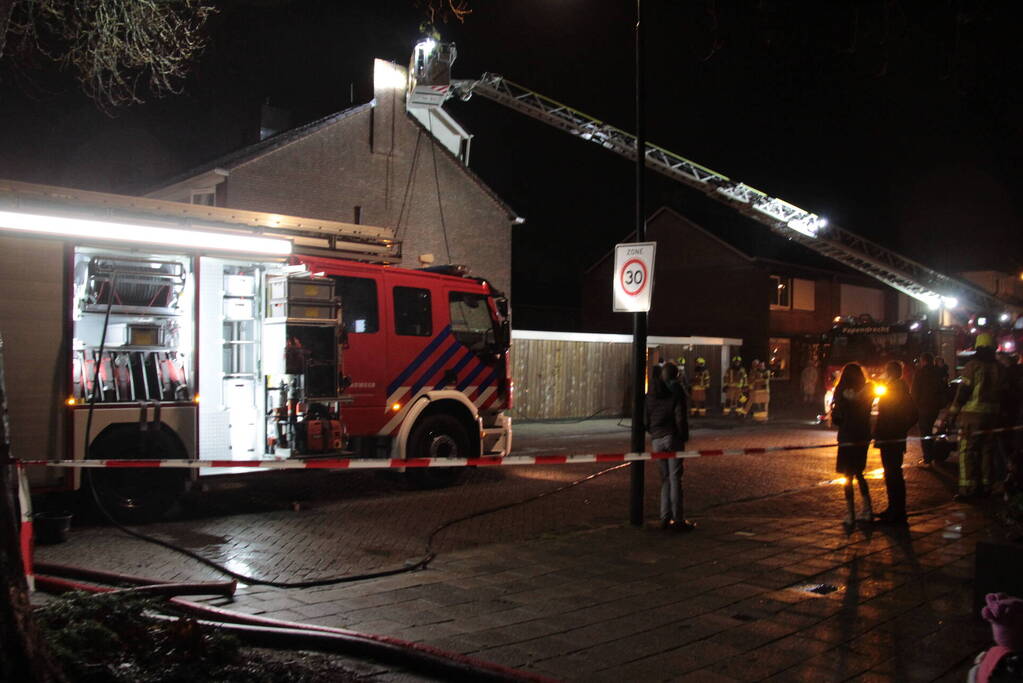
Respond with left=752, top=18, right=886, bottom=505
left=0, top=210, right=293, bottom=256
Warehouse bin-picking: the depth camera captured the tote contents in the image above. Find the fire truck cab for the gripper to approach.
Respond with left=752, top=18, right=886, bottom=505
left=294, top=256, right=512, bottom=464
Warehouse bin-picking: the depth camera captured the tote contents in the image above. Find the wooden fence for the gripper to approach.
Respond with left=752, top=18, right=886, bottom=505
left=509, top=331, right=742, bottom=421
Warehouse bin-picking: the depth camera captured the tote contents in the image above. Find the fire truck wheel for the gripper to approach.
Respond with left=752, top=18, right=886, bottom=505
left=406, top=414, right=468, bottom=489
left=85, top=426, right=188, bottom=524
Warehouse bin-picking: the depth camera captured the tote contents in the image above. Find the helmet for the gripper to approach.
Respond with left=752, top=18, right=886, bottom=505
left=976, top=332, right=995, bottom=348
left=676, top=356, right=686, bottom=365
left=731, top=356, right=742, bottom=365
left=695, top=357, right=706, bottom=366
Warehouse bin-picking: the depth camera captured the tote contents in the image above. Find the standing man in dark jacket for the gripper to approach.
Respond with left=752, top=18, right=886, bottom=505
left=646, top=362, right=695, bottom=531
left=912, top=352, right=948, bottom=465
left=876, top=361, right=919, bottom=523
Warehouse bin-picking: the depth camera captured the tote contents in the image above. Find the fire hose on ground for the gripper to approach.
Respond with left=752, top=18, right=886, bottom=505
left=30, top=562, right=553, bottom=683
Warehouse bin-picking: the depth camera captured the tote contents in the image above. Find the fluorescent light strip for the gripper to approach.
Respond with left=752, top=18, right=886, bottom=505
left=0, top=209, right=292, bottom=256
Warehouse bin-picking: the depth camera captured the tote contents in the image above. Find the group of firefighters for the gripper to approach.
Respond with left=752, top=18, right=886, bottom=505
left=669, top=355, right=772, bottom=422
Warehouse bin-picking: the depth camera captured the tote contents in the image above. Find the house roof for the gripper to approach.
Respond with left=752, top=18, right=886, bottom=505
left=143, top=103, right=373, bottom=194
left=144, top=100, right=522, bottom=223
left=585, top=205, right=880, bottom=286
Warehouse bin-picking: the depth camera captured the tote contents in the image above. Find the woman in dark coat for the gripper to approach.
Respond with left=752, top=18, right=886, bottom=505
left=831, top=363, right=874, bottom=527
left=646, top=362, right=694, bottom=531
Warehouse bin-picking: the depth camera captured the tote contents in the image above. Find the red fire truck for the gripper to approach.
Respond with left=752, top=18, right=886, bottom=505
left=819, top=318, right=958, bottom=423
left=0, top=181, right=512, bottom=518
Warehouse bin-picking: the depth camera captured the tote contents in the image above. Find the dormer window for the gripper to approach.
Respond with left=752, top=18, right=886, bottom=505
left=190, top=190, right=216, bottom=207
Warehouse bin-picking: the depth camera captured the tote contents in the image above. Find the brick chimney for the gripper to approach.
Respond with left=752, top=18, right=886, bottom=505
left=372, top=59, right=407, bottom=155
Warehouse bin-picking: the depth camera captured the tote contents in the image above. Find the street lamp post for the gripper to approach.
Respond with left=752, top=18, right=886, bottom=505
left=629, top=0, right=647, bottom=527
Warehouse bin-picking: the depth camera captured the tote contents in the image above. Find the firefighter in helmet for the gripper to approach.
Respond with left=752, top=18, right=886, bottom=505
left=691, top=357, right=711, bottom=416
left=675, top=356, right=692, bottom=397
left=950, top=332, right=1003, bottom=500
left=723, top=355, right=748, bottom=416
left=750, top=359, right=771, bottom=422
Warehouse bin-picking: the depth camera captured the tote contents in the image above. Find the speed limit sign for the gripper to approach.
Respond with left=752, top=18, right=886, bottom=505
left=612, top=242, right=656, bottom=312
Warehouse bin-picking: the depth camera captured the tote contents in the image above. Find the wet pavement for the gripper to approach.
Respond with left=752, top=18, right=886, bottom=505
left=30, top=418, right=1018, bottom=681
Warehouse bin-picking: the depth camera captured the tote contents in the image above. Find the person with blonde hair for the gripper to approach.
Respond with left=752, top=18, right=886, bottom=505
left=831, top=363, right=874, bottom=528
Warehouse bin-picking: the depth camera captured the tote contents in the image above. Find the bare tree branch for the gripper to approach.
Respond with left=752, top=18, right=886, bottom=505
left=4, top=0, right=214, bottom=112
left=415, top=0, right=471, bottom=30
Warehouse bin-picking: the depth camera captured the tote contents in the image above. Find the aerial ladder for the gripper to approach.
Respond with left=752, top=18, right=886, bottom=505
left=407, top=40, right=1012, bottom=315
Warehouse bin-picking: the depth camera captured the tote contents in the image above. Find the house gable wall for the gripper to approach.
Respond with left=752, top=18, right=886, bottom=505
left=210, top=61, right=512, bottom=296
left=582, top=208, right=769, bottom=360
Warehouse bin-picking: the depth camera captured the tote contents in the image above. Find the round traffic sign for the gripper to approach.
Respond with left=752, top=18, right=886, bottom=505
left=619, top=258, right=649, bottom=296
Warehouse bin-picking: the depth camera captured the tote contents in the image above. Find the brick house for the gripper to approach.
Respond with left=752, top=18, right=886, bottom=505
left=145, top=59, right=520, bottom=297
left=582, top=207, right=919, bottom=410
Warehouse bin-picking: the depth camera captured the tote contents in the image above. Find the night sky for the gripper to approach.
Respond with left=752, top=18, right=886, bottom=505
left=1, top=0, right=1021, bottom=315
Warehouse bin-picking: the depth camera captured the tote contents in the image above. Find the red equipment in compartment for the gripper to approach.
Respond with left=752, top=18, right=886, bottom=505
left=305, top=419, right=343, bottom=453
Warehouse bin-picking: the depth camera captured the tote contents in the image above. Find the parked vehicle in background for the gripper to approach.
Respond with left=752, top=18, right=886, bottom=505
left=819, top=317, right=957, bottom=425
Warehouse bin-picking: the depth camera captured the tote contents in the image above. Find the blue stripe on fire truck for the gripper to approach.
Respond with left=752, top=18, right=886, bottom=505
left=457, top=360, right=489, bottom=392
left=410, top=338, right=463, bottom=395
left=473, top=368, right=499, bottom=397
left=386, top=326, right=452, bottom=396
left=434, top=347, right=475, bottom=390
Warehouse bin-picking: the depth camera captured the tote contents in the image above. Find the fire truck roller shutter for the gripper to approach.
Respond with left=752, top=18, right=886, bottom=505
left=86, top=423, right=190, bottom=523
left=403, top=398, right=481, bottom=489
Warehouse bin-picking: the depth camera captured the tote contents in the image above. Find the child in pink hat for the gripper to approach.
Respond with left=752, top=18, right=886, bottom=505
left=970, top=593, right=1023, bottom=682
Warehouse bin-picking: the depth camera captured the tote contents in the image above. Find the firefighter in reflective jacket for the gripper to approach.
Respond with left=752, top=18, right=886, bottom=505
left=723, top=356, right=748, bottom=416
left=750, top=359, right=771, bottom=422
left=675, top=356, right=692, bottom=397
left=691, top=357, right=711, bottom=416
left=950, top=333, right=1003, bottom=500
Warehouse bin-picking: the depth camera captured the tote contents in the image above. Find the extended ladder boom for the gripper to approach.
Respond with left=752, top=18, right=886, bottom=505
left=451, top=74, right=1003, bottom=313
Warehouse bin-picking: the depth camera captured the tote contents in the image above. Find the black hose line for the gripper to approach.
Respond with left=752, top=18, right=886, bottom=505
left=423, top=463, right=629, bottom=558
left=82, top=272, right=117, bottom=470
left=92, top=457, right=629, bottom=588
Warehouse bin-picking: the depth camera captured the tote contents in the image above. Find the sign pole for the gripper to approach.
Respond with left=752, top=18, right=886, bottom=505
left=630, top=0, right=647, bottom=528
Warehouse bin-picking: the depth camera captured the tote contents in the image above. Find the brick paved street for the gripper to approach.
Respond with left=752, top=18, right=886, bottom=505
left=31, top=419, right=1017, bottom=681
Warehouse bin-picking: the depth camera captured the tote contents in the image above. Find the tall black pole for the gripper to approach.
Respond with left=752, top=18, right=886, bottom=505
left=629, top=0, right=647, bottom=527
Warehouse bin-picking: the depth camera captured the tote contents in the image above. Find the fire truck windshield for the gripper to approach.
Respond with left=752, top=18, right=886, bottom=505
left=829, top=331, right=911, bottom=365
left=449, top=291, right=500, bottom=353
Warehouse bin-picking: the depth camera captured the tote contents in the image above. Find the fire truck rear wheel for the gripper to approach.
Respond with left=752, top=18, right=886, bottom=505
left=406, top=414, right=468, bottom=489
left=85, top=426, right=188, bottom=524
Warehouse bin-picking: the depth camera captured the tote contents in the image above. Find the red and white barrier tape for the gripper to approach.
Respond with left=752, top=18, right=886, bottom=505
left=14, top=425, right=1022, bottom=471
left=14, top=426, right=1022, bottom=471
left=16, top=463, right=34, bottom=591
